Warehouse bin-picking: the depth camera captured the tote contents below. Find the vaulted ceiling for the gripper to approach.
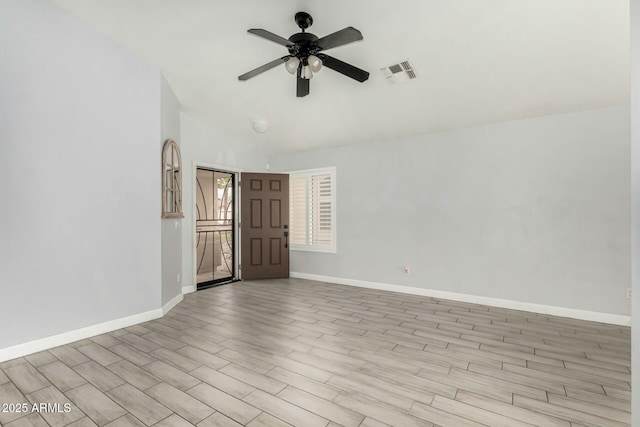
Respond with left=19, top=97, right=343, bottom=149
left=54, top=0, right=629, bottom=152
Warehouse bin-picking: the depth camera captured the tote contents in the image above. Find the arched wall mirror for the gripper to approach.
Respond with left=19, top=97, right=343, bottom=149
left=162, top=139, right=184, bottom=218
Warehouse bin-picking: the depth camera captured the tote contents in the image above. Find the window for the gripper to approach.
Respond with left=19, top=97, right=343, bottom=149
left=289, top=167, right=336, bottom=252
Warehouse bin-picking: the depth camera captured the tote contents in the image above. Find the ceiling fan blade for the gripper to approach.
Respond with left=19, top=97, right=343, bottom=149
left=248, top=29, right=295, bottom=47
left=316, top=27, right=363, bottom=51
left=297, top=77, right=310, bottom=97
left=319, top=55, right=369, bottom=82
left=238, top=56, right=290, bottom=81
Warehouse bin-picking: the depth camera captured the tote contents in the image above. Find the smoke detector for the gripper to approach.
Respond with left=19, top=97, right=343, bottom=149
left=381, top=60, right=417, bottom=84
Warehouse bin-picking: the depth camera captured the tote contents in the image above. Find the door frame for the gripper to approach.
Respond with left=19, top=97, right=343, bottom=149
left=192, top=162, right=242, bottom=289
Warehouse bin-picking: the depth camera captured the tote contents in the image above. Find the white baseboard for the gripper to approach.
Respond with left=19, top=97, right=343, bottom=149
left=0, top=294, right=185, bottom=363
left=162, top=293, right=183, bottom=315
left=290, top=272, right=631, bottom=326
left=182, top=285, right=196, bottom=294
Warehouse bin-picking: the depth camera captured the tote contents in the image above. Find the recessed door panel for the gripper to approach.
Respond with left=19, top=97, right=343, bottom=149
left=250, top=199, right=262, bottom=228
left=251, top=179, right=262, bottom=191
left=270, top=199, right=281, bottom=228
left=270, top=238, right=282, bottom=265
left=250, top=238, right=262, bottom=265
left=270, top=180, right=281, bottom=192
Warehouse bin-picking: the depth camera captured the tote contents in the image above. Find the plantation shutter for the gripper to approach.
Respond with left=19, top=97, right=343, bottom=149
left=311, top=173, right=332, bottom=245
left=290, top=175, right=308, bottom=245
left=289, top=168, right=336, bottom=251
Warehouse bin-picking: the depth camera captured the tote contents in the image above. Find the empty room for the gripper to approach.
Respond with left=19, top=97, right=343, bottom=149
left=1, top=0, right=639, bottom=426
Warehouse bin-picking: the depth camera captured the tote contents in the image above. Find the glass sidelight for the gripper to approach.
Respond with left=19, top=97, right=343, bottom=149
left=196, top=168, right=235, bottom=288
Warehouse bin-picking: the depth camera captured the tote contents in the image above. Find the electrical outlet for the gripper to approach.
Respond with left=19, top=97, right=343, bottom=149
left=177, top=272, right=181, bottom=283
left=627, top=288, right=632, bottom=299
left=402, top=266, right=410, bottom=275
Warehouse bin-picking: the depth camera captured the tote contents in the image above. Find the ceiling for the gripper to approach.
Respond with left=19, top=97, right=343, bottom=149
left=54, top=0, right=629, bottom=153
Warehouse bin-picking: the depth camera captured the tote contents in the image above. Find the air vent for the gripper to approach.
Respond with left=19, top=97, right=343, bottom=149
left=381, top=60, right=417, bottom=84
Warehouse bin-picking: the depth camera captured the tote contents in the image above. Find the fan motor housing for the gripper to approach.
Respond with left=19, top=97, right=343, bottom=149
left=288, top=32, right=319, bottom=57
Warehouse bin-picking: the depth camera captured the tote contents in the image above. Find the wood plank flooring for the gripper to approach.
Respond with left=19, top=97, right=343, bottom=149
left=0, top=278, right=631, bottom=426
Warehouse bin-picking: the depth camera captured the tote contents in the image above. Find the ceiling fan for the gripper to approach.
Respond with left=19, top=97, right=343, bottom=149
left=238, top=12, right=369, bottom=97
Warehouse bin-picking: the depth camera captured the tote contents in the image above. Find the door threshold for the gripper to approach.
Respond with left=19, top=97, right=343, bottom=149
left=197, top=278, right=239, bottom=291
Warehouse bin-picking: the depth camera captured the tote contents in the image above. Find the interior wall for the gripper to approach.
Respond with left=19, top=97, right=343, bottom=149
left=0, top=0, right=162, bottom=349
left=271, top=106, right=631, bottom=316
left=180, top=113, right=270, bottom=291
left=630, top=0, right=639, bottom=422
left=160, top=76, right=182, bottom=306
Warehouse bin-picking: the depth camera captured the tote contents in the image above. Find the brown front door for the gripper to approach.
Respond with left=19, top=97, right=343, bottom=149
left=240, top=173, right=289, bottom=279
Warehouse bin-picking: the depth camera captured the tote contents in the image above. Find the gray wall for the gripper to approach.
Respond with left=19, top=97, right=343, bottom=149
left=180, top=113, right=270, bottom=290
left=631, top=0, right=639, bottom=422
left=160, top=76, right=182, bottom=305
left=272, top=106, right=631, bottom=316
left=0, top=0, right=162, bottom=348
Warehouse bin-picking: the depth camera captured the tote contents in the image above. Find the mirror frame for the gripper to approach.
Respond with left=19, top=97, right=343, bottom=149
left=162, top=139, right=184, bottom=219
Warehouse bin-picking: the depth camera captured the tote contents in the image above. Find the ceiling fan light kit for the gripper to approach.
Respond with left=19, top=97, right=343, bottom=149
left=302, top=65, right=313, bottom=80
left=285, top=57, right=300, bottom=74
left=238, top=11, right=369, bottom=97
left=307, top=55, right=322, bottom=72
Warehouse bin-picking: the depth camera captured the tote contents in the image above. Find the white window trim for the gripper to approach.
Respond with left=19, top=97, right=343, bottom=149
left=289, top=167, right=337, bottom=253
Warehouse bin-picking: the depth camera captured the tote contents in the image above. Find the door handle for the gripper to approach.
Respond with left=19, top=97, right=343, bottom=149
left=284, top=225, right=289, bottom=248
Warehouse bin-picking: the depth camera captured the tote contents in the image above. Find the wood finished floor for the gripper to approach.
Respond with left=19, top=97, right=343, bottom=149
left=0, top=278, right=631, bottom=427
